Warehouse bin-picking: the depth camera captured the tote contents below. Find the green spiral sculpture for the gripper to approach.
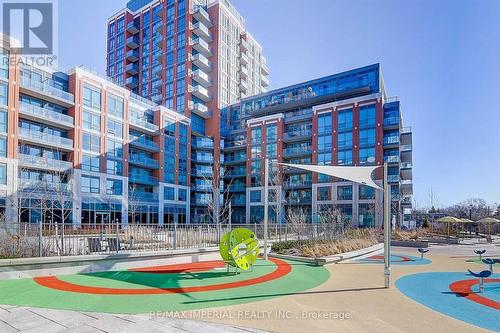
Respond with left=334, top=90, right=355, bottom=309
left=219, top=228, right=260, bottom=271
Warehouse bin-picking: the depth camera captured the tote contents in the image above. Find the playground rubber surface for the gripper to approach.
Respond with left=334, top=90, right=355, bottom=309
left=0, top=258, right=329, bottom=314
left=396, top=272, right=500, bottom=332
left=353, top=253, right=431, bottom=265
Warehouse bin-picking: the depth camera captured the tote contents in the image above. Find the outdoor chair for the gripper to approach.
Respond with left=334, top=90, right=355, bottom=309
left=482, top=258, right=496, bottom=273
left=474, top=249, right=486, bottom=261
left=417, top=248, right=429, bottom=260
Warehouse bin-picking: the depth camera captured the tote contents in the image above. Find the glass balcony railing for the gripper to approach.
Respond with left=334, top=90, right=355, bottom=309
left=18, top=128, right=73, bottom=149
left=191, top=168, right=212, bottom=178
left=129, top=191, right=158, bottom=201
left=231, top=198, right=246, bottom=206
left=191, top=154, right=214, bottom=164
left=225, top=155, right=246, bottom=163
left=129, top=174, right=158, bottom=185
left=128, top=155, right=160, bottom=168
left=388, top=175, right=400, bottom=183
left=283, top=146, right=312, bottom=156
left=130, top=116, right=159, bottom=132
left=191, top=183, right=212, bottom=192
left=400, top=162, right=412, bottom=169
left=283, top=130, right=312, bottom=141
left=192, top=137, right=214, bottom=149
left=19, top=102, right=74, bottom=127
left=288, top=197, right=312, bottom=205
left=18, top=153, right=73, bottom=171
left=129, top=135, right=160, bottom=151
left=285, top=180, right=312, bottom=188
left=20, top=77, right=75, bottom=104
left=383, top=136, right=399, bottom=145
left=385, top=155, right=400, bottom=163
left=19, top=179, right=71, bottom=193
left=229, top=184, right=246, bottom=192
left=383, top=117, right=399, bottom=126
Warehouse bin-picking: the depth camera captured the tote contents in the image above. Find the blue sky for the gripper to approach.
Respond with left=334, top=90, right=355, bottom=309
left=57, top=0, right=500, bottom=208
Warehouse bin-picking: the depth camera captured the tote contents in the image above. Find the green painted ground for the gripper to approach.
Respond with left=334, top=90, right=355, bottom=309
left=0, top=259, right=330, bottom=314
left=468, top=258, right=500, bottom=266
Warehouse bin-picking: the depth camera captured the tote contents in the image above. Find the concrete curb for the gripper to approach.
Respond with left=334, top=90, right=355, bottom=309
left=269, top=243, right=384, bottom=266
left=0, top=247, right=219, bottom=267
left=391, top=240, right=429, bottom=248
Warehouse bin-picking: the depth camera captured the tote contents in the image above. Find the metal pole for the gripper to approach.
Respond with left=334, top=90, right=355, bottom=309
left=38, top=219, right=42, bottom=257
left=383, top=162, right=391, bottom=288
left=228, top=202, right=232, bottom=230
left=263, top=158, right=269, bottom=260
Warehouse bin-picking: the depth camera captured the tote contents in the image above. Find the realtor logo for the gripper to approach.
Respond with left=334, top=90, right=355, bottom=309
left=2, top=1, right=55, bottom=54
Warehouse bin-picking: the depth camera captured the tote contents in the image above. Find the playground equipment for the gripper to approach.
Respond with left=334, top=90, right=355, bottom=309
left=219, top=228, right=260, bottom=273
left=482, top=258, right=496, bottom=273
left=417, top=248, right=429, bottom=260
left=467, top=269, right=492, bottom=293
left=474, top=249, right=486, bottom=261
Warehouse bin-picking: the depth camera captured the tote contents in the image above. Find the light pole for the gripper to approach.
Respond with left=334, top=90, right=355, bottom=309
left=263, top=158, right=269, bottom=260
left=383, top=162, right=391, bottom=288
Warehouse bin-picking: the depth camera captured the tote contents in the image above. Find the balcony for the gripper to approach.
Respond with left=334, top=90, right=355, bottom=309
left=191, top=53, right=211, bottom=72
left=239, top=79, right=248, bottom=92
left=283, top=146, right=312, bottom=158
left=189, top=101, right=212, bottom=119
left=191, top=183, right=213, bottom=192
left=400, top=144, right=412, bottom=152
left=388, top=175, right=400, bottom=183
left=125, top=76, right=139, bottom=89
left=191, top=22, right=211, bottom=42
left=19, top=102, right=74, bottom=129
left=288, top=197, right=312, bottom=205
left=192, top=6, right=212, bottom=27
left=129, top=116, right=159, bottom=133
left=283, top=130, right=312, bottom=143
left=226, top=168, right=247, bottom=178
left=383, top=136, right=399, bottom=146
left=400, top=180, right=413, bottom=195
left=284, top=110, right=312, bottom=124
left=128, top=135, right=160, bottom=152
left=401, top=196, right=412, bottom=208
left=128, top=155, right=160, bottom=169
left=192, top=137, right=214, bottom=150
left=190, top=85, right=211, bottom=102
left=231, top=198, right=246, bottom=207
left=129, top=174, right=158, bottom=186
left=153, top=35, right=163, bottom=47
left=126, top=49, right=139, bottom=62
left=224, top=139, right=246, bottom=151
left=18, top=128, right=73, bottom=150
left=261, top=62, right=269, bottom=75
left=129, top=191, right=159, bottom=202
left=152, top=64, right=162, bottom=77
left=191, top=69, right=211, bottom=87
left=18, top=153, right=73, bottom=172
left=225, top=155, right=246, bottom=165
left=400, top=162, right=412, bottom=169
left=19, top=77, right=75, bottom=107
left=240, top=65, right=248, bottom=79
left=126, top=22, right=139, bottom=34
left=191, top=37, right=211, bottom=57
left=261, top=75, right=270, bottom=87
left=19, top=180, right=71, bottom=194
left=126, top=36, right=139, bottom=49
left=240, top=39, right=248, bottom=52
left=191, top=154, right=214, bottom=164
left=229, top=184, right=246, bottom=193
left=191, top=168, right=212, bottom=178
left=284, top=180, right=312, bottom=189
left=126, top=63, right=139, bottom=75
left=240, top=53, right=248, bottom=65
left=383, top=117, right=399, bottom=127
left=385, top=155, right=400, bottom=164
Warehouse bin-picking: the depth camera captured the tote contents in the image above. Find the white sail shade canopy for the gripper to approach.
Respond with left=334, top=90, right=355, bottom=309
left=279, top=163, right=383, bottom=190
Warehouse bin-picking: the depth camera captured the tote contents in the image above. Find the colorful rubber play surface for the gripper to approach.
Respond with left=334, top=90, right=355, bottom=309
left=353, top=253, right=431, bottom=265
left=0, top=258, right=329, bottom=314
left=397, top=272, right=500, bottom=332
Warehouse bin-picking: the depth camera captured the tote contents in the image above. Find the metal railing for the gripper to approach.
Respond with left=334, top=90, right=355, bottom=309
left=0, top=222, right=346, bottom=258
left=18, top=128, right=74, bottom=149
left=19, top=77, right=75, bottom=104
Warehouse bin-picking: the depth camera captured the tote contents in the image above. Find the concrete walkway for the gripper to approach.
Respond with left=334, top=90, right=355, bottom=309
left=0, top=305, right=265, bottom=333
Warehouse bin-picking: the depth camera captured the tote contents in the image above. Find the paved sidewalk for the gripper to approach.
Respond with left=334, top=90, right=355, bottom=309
left=0, top=305, right=265, bottom=333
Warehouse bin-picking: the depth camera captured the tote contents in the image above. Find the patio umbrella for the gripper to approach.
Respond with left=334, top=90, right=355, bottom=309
left=459, top=218, right=474, bottom=235
left=436, top=216, right=462, bottom=239
left=477, top=217, right=500, bottom=242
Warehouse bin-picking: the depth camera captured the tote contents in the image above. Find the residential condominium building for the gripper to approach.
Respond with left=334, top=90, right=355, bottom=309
left=0, top=36, right=193, bottom=226
left=221, top=64, right=413, bottom=227
left=107, top=0, right=269, bottom=222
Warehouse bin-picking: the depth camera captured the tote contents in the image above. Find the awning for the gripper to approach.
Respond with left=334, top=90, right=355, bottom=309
left=280, top=163, right=382, bottom=190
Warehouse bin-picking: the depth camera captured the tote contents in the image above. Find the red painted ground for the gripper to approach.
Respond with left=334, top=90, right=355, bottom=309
left=129, top=260, right=226, bottom=273
left=370, top=255, right=413, bottom=262
left=33, top=257, right=292, bottom=295
left=449, top=278, right=500, bottom=310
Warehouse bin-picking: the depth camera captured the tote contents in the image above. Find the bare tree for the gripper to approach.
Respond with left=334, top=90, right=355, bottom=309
left=128, top=183, right=142, bottom=224
left=286, top=206, right=309, bottom=241
left=444, top=198, right=493, bottom=220
left=269, top=161, right=285, bottom=224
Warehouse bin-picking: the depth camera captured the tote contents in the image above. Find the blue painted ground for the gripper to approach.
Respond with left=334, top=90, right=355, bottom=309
left=396, top=272, right=500, bottom=332
left=354, top=253, right=431, bottom=265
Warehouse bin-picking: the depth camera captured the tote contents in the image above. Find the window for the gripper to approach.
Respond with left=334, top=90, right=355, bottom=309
left=106, top=179, right=122, bottom=195
left=83, top=111, right=101, bottom=131
left=108, top=94, right=124, bottom=118
left=0, top=163, right=6, bottom=185
left=318, top=152, right=331, bottom=165
left=318, top=113, right=332, bottom=134
left=359, top=128, right=375, bottom=146
left=251, top=127, right=261, bottom=144
left=338, top=132, right=353, bottom=148
left=164, top=187, right=174, bottom=200
left=266, top=124, right=277, bottom=141
left=0, top=137, right=6, bottom=157
left=0, top=48, right=8, bottom=79
left=82, top=176, right=99, bottom=193
left=318, top=135, right=332, bottom=151
left=0, top=82, right=7, bottom=106
left=82, top=133, right=100, bottom=153
left=337, top=150, right=353, bottom=165
left=0, top=111, right=7, bottom=133
left=359, top=185, right=375, bottom=200
left=317, top=187, right=331, bottom=201
left=338, top=109, right=352, bottom=131
left=107, top=119, right=123, bottom=138
left=359, top=105, right=376, bottom=128
left=337, top=185, right=352, bottom=200
left=178, top=189, right=187, bottom=201
left=83, top=85, right=101, bottom=110
left=250, top=190, right=261, bottom=203
left=266, top=143, right=277, bottom=158
left=82, top=154, right=100, bottom=172
left=251, top=145, right=261, bottom=159
left=359, top=147, right=376, bottom=165
left=106, top=159, right=123, bottom=175
left=107, top=139, right=122, bottom=158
